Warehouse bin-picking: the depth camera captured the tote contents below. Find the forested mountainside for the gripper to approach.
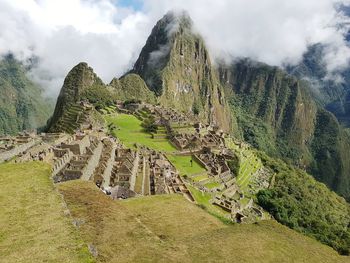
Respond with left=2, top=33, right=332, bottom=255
left=219, top=59, right=350, bottom=201
left=0, top=55, right=53, bottom=135
left=287, top=44, right=350, bottom=127
left=109, top=73, right=156, bottom=104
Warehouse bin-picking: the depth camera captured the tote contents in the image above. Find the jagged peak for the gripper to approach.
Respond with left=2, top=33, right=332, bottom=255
left=161, top=10, right=194, bottom=36
left=109, top=77, right=120, bottom=87
left=64, top=62, right=103, bottom=86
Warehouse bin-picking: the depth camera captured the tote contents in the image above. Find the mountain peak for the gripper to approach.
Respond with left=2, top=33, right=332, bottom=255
left=161, top=10, right=193, bottom=35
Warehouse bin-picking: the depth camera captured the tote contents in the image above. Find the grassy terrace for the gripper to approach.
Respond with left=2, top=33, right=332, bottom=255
left=105, top=113, right=206, bottom=177
left=226, top=138, right=263, bottom=190
left=57, top=180, right=347, bottom=263
left=105, top=113, right=176, bottom=152
left=167, top=155, right=206, bottom=176
left=0, top=162, right=92, bottom=263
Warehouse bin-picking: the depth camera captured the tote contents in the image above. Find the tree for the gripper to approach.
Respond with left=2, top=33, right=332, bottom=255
left=142, top=116, right=158, bottom=133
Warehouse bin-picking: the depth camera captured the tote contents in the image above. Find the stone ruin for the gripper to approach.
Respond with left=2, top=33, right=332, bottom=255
left=0, top=100, right=272, bottom=224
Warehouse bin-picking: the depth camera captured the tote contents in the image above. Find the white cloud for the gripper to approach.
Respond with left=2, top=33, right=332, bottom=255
left=0, top=0, right=153, bottom=96
left=1, top=0, right=350, bottom=98
left=144, top=0, right=350, bottom=69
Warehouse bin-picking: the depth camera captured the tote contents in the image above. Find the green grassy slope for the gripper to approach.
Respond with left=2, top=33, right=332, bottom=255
left=0, top=162, right=93, bottom=263
left=58, top=180, right=347, bottom=263
left=105, top=113, right=176, bottom=152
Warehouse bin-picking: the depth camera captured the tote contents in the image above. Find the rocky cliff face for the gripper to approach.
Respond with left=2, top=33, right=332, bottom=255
left=0, top=55, right=53, bottom=135
left=132, top=11, right=231, bottom=131
left=219, top=59, right=350, bottom=200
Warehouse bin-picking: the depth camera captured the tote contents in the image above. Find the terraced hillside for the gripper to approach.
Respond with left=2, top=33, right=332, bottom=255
left=58, top=180, right=348, bottom=263
left=49, top=103, right=87, bottom=133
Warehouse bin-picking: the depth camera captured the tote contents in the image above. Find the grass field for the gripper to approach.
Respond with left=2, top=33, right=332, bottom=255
left=0, top=162, right=92, bottom=263
left=105, top=114, right=176, bottom=152
left=58, top=180, right=347, bottom=263
left=167, top=155, right=206, bottom=176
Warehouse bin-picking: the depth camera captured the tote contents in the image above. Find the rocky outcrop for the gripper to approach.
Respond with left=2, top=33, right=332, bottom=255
left=132, top=11, right=231, bottom=131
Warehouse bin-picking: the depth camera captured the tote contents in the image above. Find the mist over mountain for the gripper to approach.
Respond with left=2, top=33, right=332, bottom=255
left=1, top=0, right=350, bottom=99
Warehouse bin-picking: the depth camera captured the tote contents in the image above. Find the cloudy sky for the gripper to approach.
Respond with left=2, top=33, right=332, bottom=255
left=1, top=0, right=350, bottom=97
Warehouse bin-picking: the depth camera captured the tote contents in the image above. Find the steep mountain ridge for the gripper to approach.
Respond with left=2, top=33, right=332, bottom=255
left=132, top=11, right=231, bottom=131
left=0, top=55, right=53, bottom=135
left=219, top=59, right=350, bottom=200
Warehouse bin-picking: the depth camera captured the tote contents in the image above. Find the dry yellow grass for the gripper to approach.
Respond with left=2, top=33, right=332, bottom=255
left=0, top=162, right=93, bottom=263
left=58, top=180, right=348, bottom=263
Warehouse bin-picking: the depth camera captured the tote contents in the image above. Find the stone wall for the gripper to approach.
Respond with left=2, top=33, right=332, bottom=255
left=52, top=149, right=73, bottom=177
left=0, top=139, right=38, bottom=163
left=61, top=135, right=90, bottom=155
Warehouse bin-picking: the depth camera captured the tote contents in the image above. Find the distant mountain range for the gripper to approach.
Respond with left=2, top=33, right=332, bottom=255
left=0, top=54, right=53, bottom=135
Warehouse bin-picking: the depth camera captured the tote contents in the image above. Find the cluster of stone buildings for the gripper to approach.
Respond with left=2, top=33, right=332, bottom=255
left=0, top=99, right=272, bottom=224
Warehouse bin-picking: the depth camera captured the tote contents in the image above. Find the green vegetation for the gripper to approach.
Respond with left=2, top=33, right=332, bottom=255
left=204, top=182, right=221, bottom=189
left=226, top=138, right=263, bottom=190
left=141, top=115, right=158, bottom=133
left=82, top=84, right=116, bottom=110
left=221, top=59, right=350, bottom=201
left=105, top=113, right=176, bottom=152
left=192, top=174, right=209, bottom=182
left=58, top=180, right=347, bottom=263
left=167, top=155, right=206, bottom=176
left=0, top=55, right=53, bottom=135
left=109, top=73, right=156, bottom=104
left=256, top=152, right=350, bottom=255
left=0, top=162, right=92, bottom=263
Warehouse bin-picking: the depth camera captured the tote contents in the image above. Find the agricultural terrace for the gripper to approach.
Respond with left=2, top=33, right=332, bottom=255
left=226, top=138, right=263, bottom=190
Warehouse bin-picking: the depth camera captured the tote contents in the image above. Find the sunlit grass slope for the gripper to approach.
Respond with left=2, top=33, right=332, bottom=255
left=58, top=180, right=347, bottom=263
left=0, top=162, right=93, bottom=263
left=105, top=113, right=176, bottom=152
